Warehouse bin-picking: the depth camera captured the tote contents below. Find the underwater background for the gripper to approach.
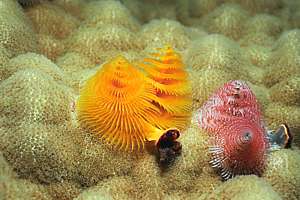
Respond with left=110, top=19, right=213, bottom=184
left=0, top=0, right=300, bottom=199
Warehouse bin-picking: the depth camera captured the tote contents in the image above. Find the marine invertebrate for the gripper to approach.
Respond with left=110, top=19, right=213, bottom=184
left=243, top=45, right=271, bottom=68
left=82, top=0, right=141, bottom=32
left=77, top=47, right=191, bottom=151
left=198, top=80, right=269, bottom=180
left=56, top=52, right=95, bottom=75
left=244, top=14, right=284, bottom=37
left=37, top=34, right=65, bottom=61
left=269, top=76, right=300, bottom=106
left=186, top=34, right=247, bottom=78
left=74, top=176, right=136, bottom=200
left=0, top=0, right=38, bottom=56
left=263, top=29, right=300, bottom=87
left=26, top=2, right=80, bottom=39
left=206, top=175, right=282, bottom=199
left=239, top=32, right=276, bottom=47
left=226, top=0, right=283, bottom=14
left=139, top=19, right=190, bottom=50
left=160, top=124, right=222, bottom=194
left=156, top=128, right=182, bottom=167
left=4, top=52, right=68, bottom=85
left=264, top=103, right=300, bottom=147
left=189, top=0, right=221, bottom=18
left=139, top=46, right=192, bottom=130
left=0, top=69, right=74, bottom=125
left=262, top=149, right=300, bottom=200
left=202, top=3, right=249, bottom=40
left=77, top=56, right=157, bottom=151
left=66, top=25, right=141, bottom=64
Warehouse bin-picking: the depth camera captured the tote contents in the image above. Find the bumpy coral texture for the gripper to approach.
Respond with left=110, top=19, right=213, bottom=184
left=0, top=0, right=38, bottom=56
left=139, top=19, right=190, bottom=50
left=186, top=34, right=249, bottom=79
left=202, top=3, right=250, bottom=40
left=269, top=76, right=300, bottom=106
left=206, top=175, right=282, bottom=199
left=67, top=25, right=141, bottom=64
left=37, top=34, right=65, bottom=61
left=26, top=2, right=80, bottom=39
left=0, top=0, right=300, bottom=199
left=0, top=69, right=73, bottom=125
left=263, top=149, right=300, bottom=200
left=263, top=29, right=300, bottom=87
left=2, top=53, right=68, bottom=84
left=82, top=0, right=141, bottom=32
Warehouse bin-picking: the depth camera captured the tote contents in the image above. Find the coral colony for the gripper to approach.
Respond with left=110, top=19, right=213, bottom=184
left=1, top=0, right=300, bottom=199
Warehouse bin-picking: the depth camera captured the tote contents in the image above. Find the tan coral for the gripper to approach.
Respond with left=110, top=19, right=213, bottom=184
left=263, top=149, right=300, bottom=200
left=206, top=175, right=281, bottom=199
left=243, top=45, right=271, bottom=68
left=0, top=0, right=38, bottom=56
left=37, top=34, right=65, bottom=61
left=53, top=0, right=84, bottom=19
left=139, top=19, right=190, bottom=50
left=269, top=76, right=300, bottom=106
left=73, top=127, right=139, bottom=187
left=66, top=25, right=142, bottom=64
left=189, top=68, right=237, bottom=110
left=56, top=52, right=95, bottom=76
left=0, top=69, right=74, bottom=125
left=202, top=3, right=249, bottom=40
left=46, top=180, right=82, bottom=200
left=74, top=176, right=136, bottom=200
left=263, top=29, right=300, bottom=87
left=0, top=46, right=12, bottom=81
left=3, top=52, right=68, bottom=85
left=82, top=0, right=141, bottom=32
left=225, top=0, right=283, bottom=14
left=189, top=0, right=222, bottom=18
left=0, top=177, right=52, bottom=200
left=26, top=2, right=80, bottom=39
left=239, top=32, right=276, bottom=47
left=131, top=154, right=165, bottom=200
left=186, top=34, right=246, bottom=73
left=0, top=122, right=79, bottom=184
left=244, top=14, right=284, bottom=37
left=160, top=123, right=221, bottom=193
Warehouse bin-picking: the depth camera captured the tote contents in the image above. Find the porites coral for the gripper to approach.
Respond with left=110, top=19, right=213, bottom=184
left=263, top=29, right=300, bottom=87
left=25, top=2, right=80, bottom=39
left=269, top=76, right=300, bottom=106
left=0, top=69, right=73, bottom=125
left=139, top=19, right=190, bottom=50
left=206, top=175, right=281, bottom=200
left=82, top=0, right=141, bottom=32
left=186, top=34, right=248, bottom=79
left=66, top=25, right=142, bottom=64
left=202, top=3, right=250, bottom=40
left=263, top=149, right=300, bottom=200
left=0, top=0, right=38, bottom=56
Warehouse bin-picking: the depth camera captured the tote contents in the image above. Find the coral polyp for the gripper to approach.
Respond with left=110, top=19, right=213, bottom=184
left=76, top=56, right=157, bottom=151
